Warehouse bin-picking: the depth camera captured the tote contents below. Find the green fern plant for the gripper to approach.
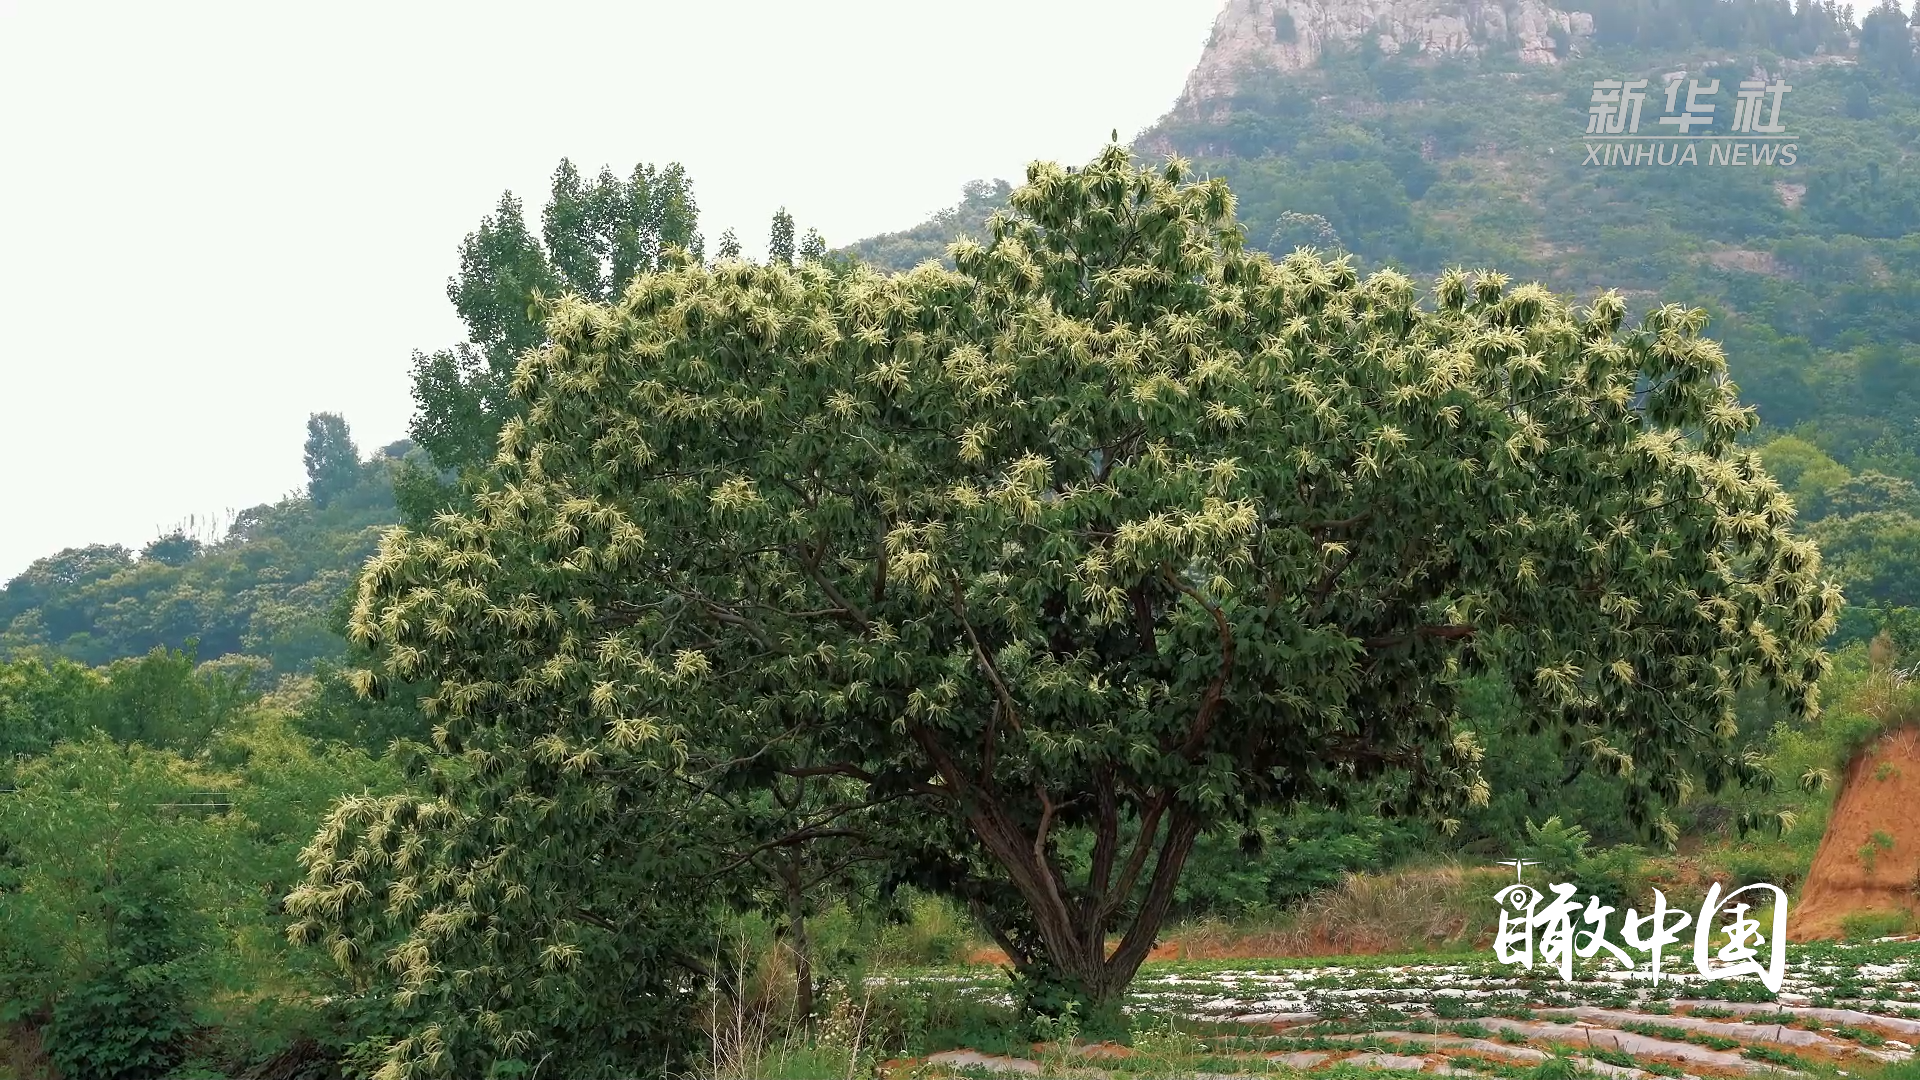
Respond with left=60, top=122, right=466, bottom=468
left=1520, top=816, right=1593, bottom=881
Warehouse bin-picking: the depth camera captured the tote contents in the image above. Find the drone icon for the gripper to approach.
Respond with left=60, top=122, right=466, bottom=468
left=1499, top=859, right=1540, bottom=882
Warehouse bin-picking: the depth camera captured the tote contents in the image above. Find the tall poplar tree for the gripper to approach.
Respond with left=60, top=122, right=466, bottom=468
left=767, top=207, right=796, bottom=268
left=408, top=159, right=703, bottom=473
left=301, top=412, right=361, bottom=510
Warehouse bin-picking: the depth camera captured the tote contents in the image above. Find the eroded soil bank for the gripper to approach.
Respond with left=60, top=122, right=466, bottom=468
left=1791, top=725, right=1920, bottom=940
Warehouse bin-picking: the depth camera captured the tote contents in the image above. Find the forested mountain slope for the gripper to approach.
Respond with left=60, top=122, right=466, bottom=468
left=0, top=161, right=703, bottom=676
left=0, top=418, right=413, bottom=674
left=853, top=0, right=1920, bottom=644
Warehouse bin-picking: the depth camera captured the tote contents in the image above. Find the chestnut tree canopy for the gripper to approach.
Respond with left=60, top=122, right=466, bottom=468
left=290, top=145, right=1838, bottom=1072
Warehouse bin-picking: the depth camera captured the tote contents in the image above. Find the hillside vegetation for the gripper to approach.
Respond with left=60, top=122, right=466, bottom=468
left=853, top=0, right=1920, bottom=652
left=3, top=4, right=1920, bottom=1075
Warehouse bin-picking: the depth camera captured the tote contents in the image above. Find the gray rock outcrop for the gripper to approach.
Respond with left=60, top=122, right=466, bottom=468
left=1177, top=0, right=1595, bottom=111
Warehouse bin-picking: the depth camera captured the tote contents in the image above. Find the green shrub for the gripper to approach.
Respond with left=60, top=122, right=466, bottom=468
left=1008, top=962, right=1124, bottom=1039
left=1154, top=808, right=1419, bottom=919
left=0, top=704, right=401, bottom=1079
left=1573, top=845, right=1650, bottom=909
left=1529, top=1055, right=1585, bottom=1080
left=1713, top=979, right=1779, bottom=1003
left=870, top=890, right=973, bottom=968
left=43, top=963, right=196, bottom=1080
left=1590, top=1047, right=1639, bottom=1069
left=1448, top=1022, right=1492, bottom=1038
left=1520, top=817, right=1592, bottom=882
left=1840, top=909, right=1912, bottom=939
left=864, top=980, right=1019, bottom=1058
left=0, top=742, right=220, bottom=1079
left=1859, top=830, right=1897, bottom=875
left=1129, top=1015, right=1209, bottom=1079
left=1743, top=1044, right=1815, bottom=1068
left=1716, top=844, right=1805, bottom=894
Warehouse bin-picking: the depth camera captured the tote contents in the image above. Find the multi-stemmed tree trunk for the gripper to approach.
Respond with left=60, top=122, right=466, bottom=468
left=932, top=761, right=1205, bottom=1008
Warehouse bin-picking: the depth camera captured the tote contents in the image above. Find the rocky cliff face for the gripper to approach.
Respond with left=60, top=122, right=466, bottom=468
left=1177, top=0, right=1595, bottom=112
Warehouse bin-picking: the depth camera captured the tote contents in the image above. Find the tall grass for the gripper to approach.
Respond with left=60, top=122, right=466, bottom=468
left=696, top=891, right=983, bottom=1078
left=1166, top=862, right=1508, bottom=958
left=702, top=925, right=780, bottom=1080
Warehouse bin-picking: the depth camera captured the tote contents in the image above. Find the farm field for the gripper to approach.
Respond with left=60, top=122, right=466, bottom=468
left=852, top=941, right=1920, bottom=1079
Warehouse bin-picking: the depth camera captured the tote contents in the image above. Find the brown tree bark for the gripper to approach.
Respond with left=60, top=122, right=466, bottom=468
left=778, top=856, right=813, bottom=1029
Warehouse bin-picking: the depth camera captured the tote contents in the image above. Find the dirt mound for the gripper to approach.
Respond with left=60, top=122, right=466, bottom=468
left=1791, top=725, right=1920, bottom=940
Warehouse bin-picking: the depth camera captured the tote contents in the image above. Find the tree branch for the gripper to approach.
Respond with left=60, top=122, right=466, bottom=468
left=980, top=700, right=1001, bottom=787
left=698, top=824, right=874, bottom=885
left=909, top=721, right=1077, bottom=965
left=1128, top=580, right=1157, bottom=655
left=1311, top=552, right=1354, bottom=619
left=796, top=542, right=873, bottom=631
left=1105, top=809, right=1202, bottom=986
left=779, top=764, right=875, bottom=782
left=951, top=579, right=1025, bottom=732
left=1165, top=569, right=1235, bottom=758
left=1033, top=784, right=1058, bottom=861
left=871, top=515, right=889, bottom=604
left=1085, top=767, right=1120, bottom=931
left=1303, top=510, right=1373, bottom=535
left=968, top=895, right=1027, bottom=969
left=1100, top=791, right=1169, bottom=923
left=573, top=907, right=621, bottom=934
left=689, top=596, right=775, bottom=650
left=1361, top=624, right=1477, bottom=650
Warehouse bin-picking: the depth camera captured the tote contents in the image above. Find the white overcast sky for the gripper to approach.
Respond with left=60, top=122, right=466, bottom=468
left=0, top=0, right=1224, bottom=582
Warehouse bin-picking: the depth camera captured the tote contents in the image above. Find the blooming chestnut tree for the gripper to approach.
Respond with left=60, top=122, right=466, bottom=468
left=292, top=144, right=1837, bottom=1069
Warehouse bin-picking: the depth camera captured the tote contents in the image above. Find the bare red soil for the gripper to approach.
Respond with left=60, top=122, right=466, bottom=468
left=1791, top=725, right=1920, bottom=940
